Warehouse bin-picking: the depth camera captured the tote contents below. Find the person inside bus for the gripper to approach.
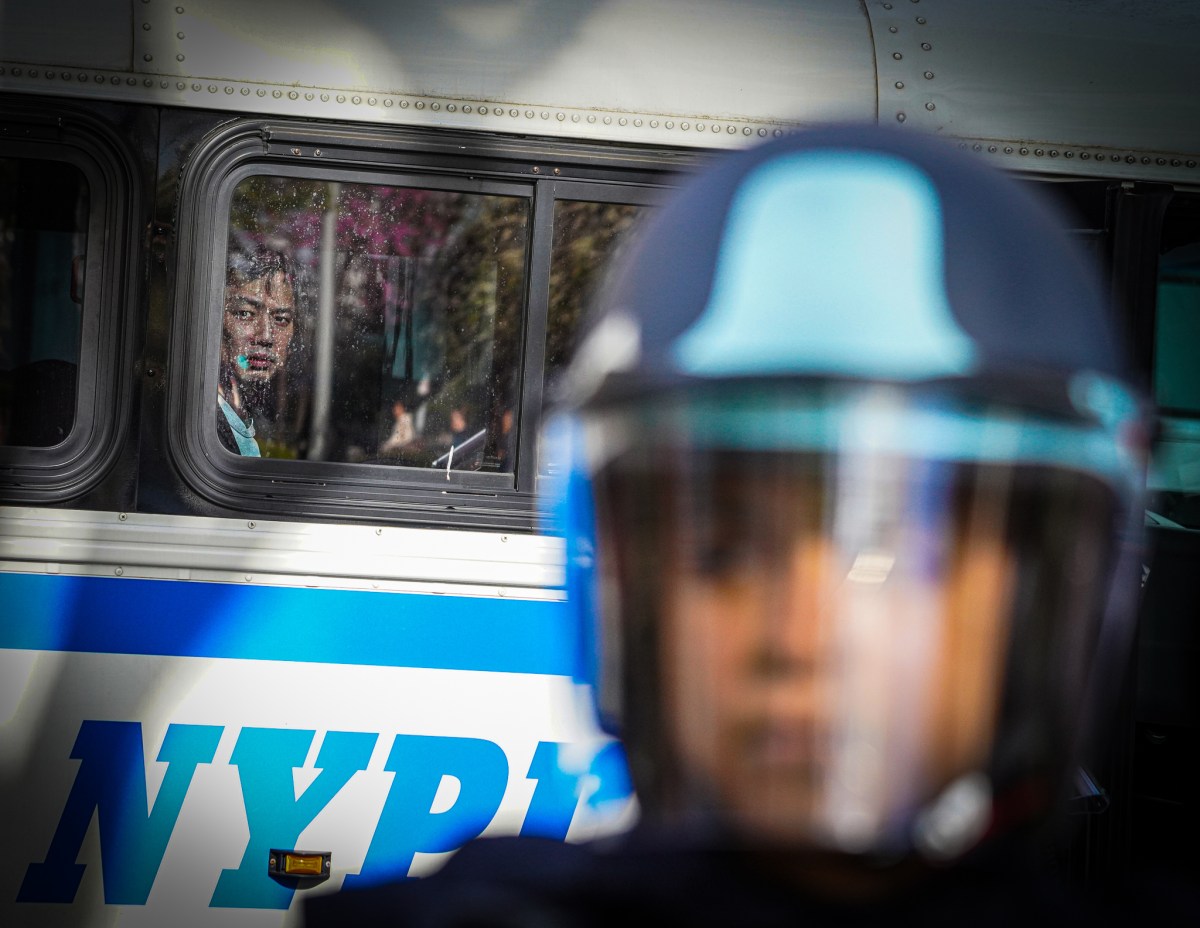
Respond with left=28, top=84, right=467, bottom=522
left=217, top=243, right=297, bottom=457
left=305, top=125, right=1196, bottom=924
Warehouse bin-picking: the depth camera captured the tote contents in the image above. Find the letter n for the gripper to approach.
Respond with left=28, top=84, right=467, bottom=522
left=18, top=721, right=223, bottom=905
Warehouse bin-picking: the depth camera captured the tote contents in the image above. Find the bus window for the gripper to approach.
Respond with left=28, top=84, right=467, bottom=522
left=540, top=199, right=649, bottom=475
left=220, top=175, right=530, bottom=472
left=1149, top=239, right=1200, bottom=526
left=0, top=157, right=89, bottom=448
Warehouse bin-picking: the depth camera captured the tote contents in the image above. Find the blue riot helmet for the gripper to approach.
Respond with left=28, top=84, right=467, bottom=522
left=543, top=125, right=1149, bottom=867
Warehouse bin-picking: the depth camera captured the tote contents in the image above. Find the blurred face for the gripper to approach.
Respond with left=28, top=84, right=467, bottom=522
left=221, top=271, right=295, bottom=387
left=657, top=462, right=1016, bottom=852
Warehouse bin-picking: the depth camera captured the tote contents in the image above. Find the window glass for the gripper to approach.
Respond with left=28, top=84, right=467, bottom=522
left=221, top=176, right=529, bottom=473
left=1149, top=241, right=1200, bottom=526
left=0, top=157, right=89, bottom=447
left=541, top=199, right=648, bottom=474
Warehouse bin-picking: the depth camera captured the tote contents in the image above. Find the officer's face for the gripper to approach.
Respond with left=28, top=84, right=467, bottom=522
left=658, top=466, right=1015, bottom=849
left=221, top=272, right=295, bottom=386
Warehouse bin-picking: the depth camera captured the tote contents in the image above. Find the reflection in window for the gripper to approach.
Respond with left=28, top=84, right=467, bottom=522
left=0, top=158, right=89, bottom=448
left=541, top=199, right=647, bottom=474
left=221, top=176, right=529, bottom=473
left=1150, top=242, right=1200, bottom=526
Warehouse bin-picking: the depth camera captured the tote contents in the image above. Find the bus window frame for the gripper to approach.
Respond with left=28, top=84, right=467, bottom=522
left=0, top=106, right=138, bottom=502
left=519, top=180, right=666, bottom=495
left=168, top=118, right=686, bottom=529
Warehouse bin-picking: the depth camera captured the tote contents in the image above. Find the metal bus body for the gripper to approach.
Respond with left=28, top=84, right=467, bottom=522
left=2, top=2, right=1199, bottom=925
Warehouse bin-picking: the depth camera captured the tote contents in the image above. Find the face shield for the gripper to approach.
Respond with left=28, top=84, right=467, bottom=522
left=581, top=380, right=1142, bottom=861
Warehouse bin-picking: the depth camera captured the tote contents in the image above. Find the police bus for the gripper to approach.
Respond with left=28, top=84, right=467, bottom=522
left=1, top=1, right=1197, bottom=925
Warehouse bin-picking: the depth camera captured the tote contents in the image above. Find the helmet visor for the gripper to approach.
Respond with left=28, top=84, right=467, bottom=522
left=587, top=384, right=1129, bottom=858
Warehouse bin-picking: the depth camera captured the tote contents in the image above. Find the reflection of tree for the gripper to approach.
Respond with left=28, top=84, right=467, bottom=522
left=546, top=201, right=646, bottom=390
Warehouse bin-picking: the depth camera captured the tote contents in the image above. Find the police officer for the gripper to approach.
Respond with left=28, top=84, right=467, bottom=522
left=306, top=125, right=1184, bottom=926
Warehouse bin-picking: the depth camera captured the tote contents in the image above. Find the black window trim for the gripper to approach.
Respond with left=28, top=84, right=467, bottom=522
left=0, top=103, right=139, bottom=502
left=169, top=118, right=688, bottom=530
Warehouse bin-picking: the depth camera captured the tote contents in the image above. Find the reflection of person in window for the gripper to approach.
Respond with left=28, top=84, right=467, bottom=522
left=380, top=398, right=416, bottom=455
left=217, top=249, right=296, bottom=456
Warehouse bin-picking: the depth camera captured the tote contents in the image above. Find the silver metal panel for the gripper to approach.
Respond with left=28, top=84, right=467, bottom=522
left=867, top=0, right=1200, bottom=183
left=0, top=0, right=131, bottom=71
left=0, top=507, right=566, bottom=595
left=0, top=0, right=876, bottom=149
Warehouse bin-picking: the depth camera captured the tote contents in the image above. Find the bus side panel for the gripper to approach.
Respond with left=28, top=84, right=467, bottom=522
left=0, top=572, right=631, bottom=927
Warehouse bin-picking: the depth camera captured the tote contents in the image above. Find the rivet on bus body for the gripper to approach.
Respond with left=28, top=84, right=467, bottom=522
left=248, top=521, right=256, bottom=529
left=178, top=32, right=185, bottom=40
left=895, top=81, right=904, bottom=89
left=896, top=112, right=906, bottom=122
left=553, top=167, right=561, bottom=175
left=177, top=6, right=185, bottom=12
left=376, top=528, right=383, bottom=535
left=893, top=52, right=903, bottom=60
left=988, top=145, right=997, bottom=153
left=314, top=149, right=322, bottom=157
left=1019, top=147, right=1029, bottom=155
left=532, top=166, right=540, bottom=174
left=922, top=42, right=931, bottom=50
left=917, top=16, right=927, bottom=24
left=246, top=574, right=253, bottom=582
left=557, top=112, right=565, bottom=121
left=924, top=71, right=934, bottom=79
left=144, top=54, right=153, bottom=62
left=889, top=26, right=898, bottom=33
left=291, top=148, right=301, bottom=156
left=1187, top=160, right=1197, bottom=169
left=925, top=102, right=935, bottom=111
left=115, top=567, right=124, bottom=576
left=119, top=513, right=128, bottom=521
left=142, top=23, right=151, bottom=30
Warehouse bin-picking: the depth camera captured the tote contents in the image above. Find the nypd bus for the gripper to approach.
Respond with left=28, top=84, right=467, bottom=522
left=1, top=1, right=1198, bottom=925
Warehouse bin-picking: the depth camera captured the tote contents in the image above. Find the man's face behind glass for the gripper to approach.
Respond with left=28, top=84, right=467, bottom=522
left=221, top=271, right=295, bottom=388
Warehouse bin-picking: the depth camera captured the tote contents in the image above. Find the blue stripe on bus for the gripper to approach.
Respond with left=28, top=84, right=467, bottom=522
left=0, top=573, right=575, bottom=675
